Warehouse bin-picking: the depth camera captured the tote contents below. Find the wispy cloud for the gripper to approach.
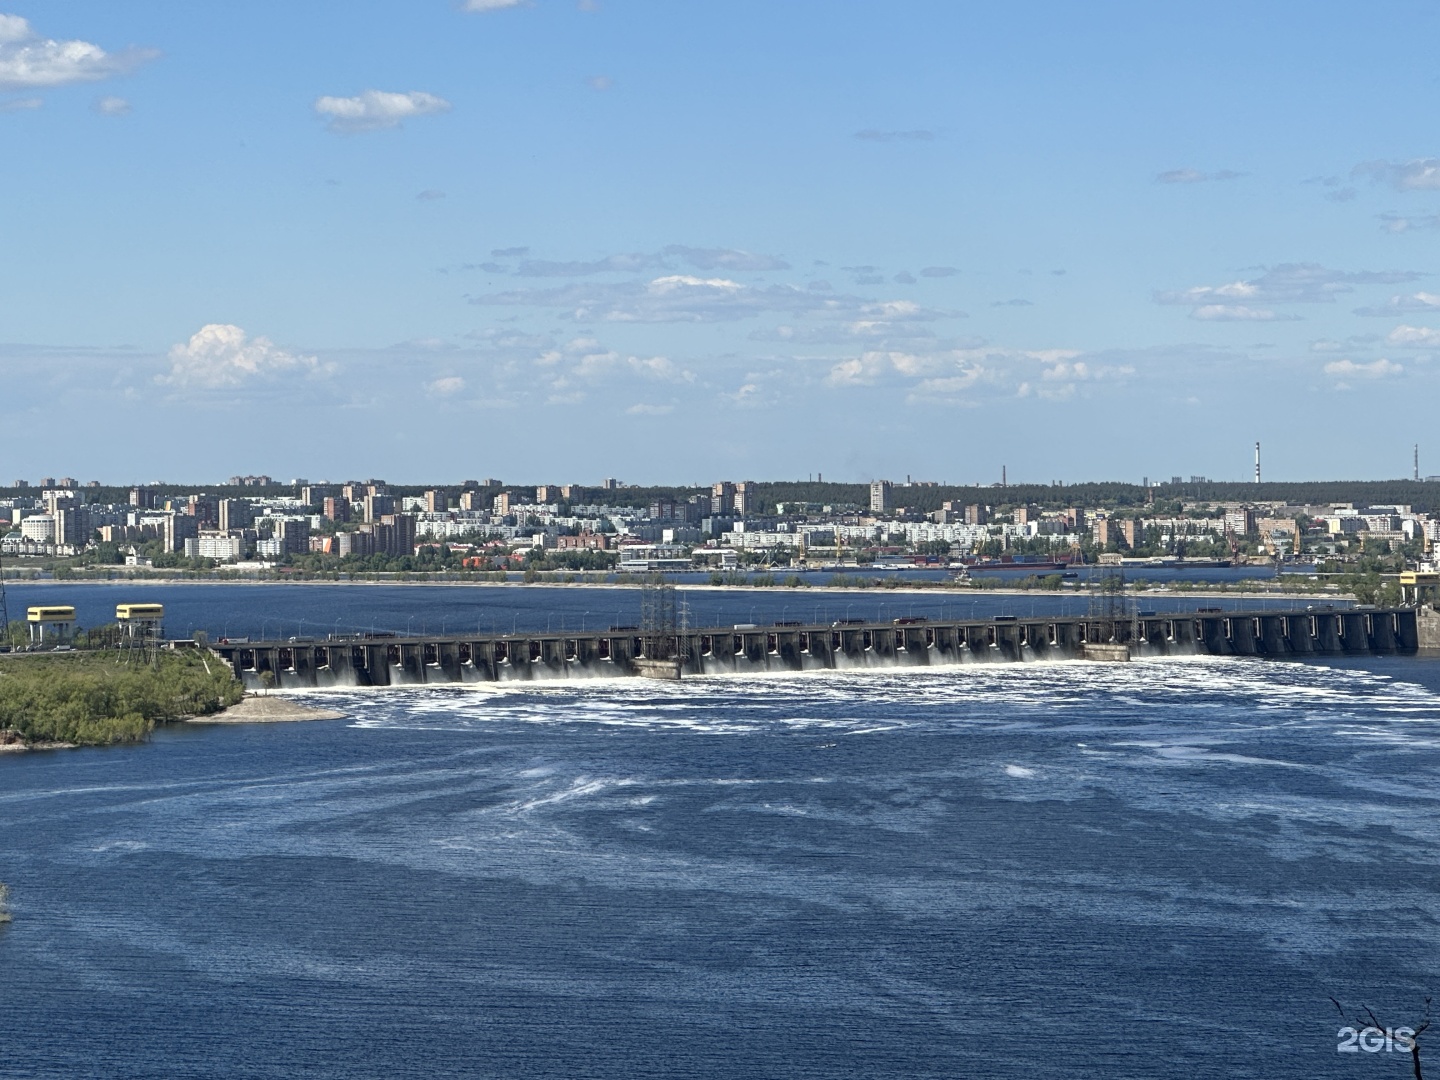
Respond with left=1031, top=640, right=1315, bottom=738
left=510, top=245, right=788, bottom=276
left=920, top=266, right=958, bottom=278
left=516, top=253, right=657, bottom=276
left=1155, top=168, right=1244, bottom=184
left=416, top=189, right=446, bottom=201
left=473, top=274, right=945, bottom=324
left=1353, top=157, right=1440, bottom=191
left=1157, top=263, right=1421, bottom=312
left=1354, top=291, right=1440, bottom=316
left=1378, top=211, right=1440, bottom=233
left=0, top=14, right=157, bottom=92
left=586, top=75, right=612, bottom=91
left=426, top=376, right=465, bottom=395
left=664, top=245, right=789, bottom=272
left=1386, top=325, right=1440, bottom=347
left=314, top=89, right=451, bottom=133
left=1189, top=304, right=1297, bottom=322
left=93, top=95, right=129, bottom=116
left=0, top=94, right=39, bottom=112
left=1323, top=358, right=1403, bottom=379
left=462, top=0, right=529, bottom=11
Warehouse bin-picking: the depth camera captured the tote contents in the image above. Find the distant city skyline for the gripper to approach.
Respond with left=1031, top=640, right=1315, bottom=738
left=2, top=2, right=1439, bottom=481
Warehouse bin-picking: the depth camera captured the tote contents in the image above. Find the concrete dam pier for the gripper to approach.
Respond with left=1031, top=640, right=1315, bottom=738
left=213, top=606, right=1427, bottom=690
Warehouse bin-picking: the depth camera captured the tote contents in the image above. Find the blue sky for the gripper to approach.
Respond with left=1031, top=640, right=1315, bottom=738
left=3, top=1, right=1440, bottom=485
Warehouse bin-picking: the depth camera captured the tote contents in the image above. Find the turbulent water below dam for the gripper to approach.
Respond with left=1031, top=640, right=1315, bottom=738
left=5, top=647, right=1440, bottom=1078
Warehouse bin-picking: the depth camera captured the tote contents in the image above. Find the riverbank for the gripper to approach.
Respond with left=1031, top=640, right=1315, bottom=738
left=1, top=575, right=1345, bottom=601
left=0, top=649, right=244, bottom=749
left=189, top=694, right=347, bottom=724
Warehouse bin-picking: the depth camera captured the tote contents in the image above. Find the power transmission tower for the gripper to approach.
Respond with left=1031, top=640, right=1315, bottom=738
left=0, top=543, right=10, bottom=651
left=640, top=573, right=678, bottom=661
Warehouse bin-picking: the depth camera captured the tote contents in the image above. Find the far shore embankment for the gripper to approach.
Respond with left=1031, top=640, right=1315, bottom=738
left=2, top=575, right=1347, bottom=603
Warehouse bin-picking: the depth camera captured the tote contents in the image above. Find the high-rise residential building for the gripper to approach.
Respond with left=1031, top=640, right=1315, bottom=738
left=493, top=492, right=512, bottom=515
left=323, top=496, right=351, bottom=522
left=337, top=530, right=375, bottom=558
left=163, top=513, right=198, bottom=552
left=424, top=489, right=449, bottom=513
left=275, top=518, right=310, bottom=555
left=733, top=481, right=755, bottom=516
left=363, top=493, right=395, bottom=522
left=374, top=513, right=416, bottom=557
left=869, top=480, right=893, bottom=514
left=1224, top=508, right=1258, bottom=536
left=711, top=481, right=736, bottom=515
left=964, top=504, right=987, bottom=526
left=217, top=499, right=252, bottom=533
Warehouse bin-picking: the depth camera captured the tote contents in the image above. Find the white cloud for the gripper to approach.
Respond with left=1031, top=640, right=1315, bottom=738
left=463, top=0, right=528, bottom=10
left=94, top=95, right=129, bottom=115
left=1156, top=168, right=1244, bottom=184
left=164, top=324, right=325, bottom=388
left=626, top=403, right=673, bottom=415
left=314, top=90, right=451, bottom=133
left=1354, top=291, right=1440, bottom=317
left=426, top=376, right=465, bottom=395
left=517, top=253, right=657, bottom=276
left=1353, top=158, right=1440, bottom=191
left=0, top=15, right=157, bottom=92
left=1323, top=358, right=1403, bottom=379
left=586, top=75, right=612, bottom=91
left=1190, top=304, right=1295, bottom=322
left=662, top=245, right=790, bottom=272
left=1386, top=325, right=1440, bottom=347
left=0, top=94, right=39, bottom=111
left=513, top=246, right=790, bottom=276
left=1157, top=263, right=1421, bottom=310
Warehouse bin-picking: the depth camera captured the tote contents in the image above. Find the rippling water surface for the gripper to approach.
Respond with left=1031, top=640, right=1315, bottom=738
left=5, top=656, right=1440, bottom=1078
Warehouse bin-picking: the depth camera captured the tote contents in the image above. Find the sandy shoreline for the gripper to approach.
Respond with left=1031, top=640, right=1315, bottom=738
left=188, top=695, right=348, bottom=724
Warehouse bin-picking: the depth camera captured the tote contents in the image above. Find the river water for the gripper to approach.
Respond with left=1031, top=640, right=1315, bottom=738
left=1, top=587, right=1435, bottom=1079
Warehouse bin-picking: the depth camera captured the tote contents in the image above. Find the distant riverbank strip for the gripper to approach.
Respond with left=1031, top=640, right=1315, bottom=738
left=2, top=573, right=1350, bottom=602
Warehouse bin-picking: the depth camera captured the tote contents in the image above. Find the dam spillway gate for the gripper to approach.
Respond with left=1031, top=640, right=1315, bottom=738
left=211, top=607, right=1423, bottom=690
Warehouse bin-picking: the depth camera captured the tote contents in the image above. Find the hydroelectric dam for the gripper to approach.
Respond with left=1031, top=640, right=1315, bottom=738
left=212, top=605, right=1436, bottom=690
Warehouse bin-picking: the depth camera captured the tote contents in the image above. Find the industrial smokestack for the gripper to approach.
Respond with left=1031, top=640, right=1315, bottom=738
left=1416, top=444, right=1420, bottom=482
left=1254, top=442, right=1261, bottom=484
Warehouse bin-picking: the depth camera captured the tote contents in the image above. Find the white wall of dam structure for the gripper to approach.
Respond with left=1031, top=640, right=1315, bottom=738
left=213, top=608, right=1422, bottom=690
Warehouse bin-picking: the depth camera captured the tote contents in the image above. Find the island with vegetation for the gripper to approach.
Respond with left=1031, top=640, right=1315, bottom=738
left=0, top=648, right=244, bottom=749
